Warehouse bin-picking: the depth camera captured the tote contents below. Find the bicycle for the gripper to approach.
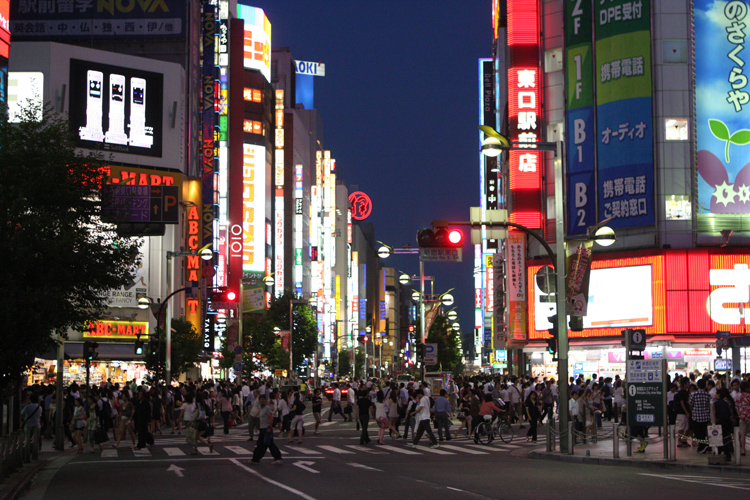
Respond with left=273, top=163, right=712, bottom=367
left=473, top=413, right=514, bottom=445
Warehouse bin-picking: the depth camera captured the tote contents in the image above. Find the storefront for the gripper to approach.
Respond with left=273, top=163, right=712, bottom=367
left=524, top=248, right=750, bottom=378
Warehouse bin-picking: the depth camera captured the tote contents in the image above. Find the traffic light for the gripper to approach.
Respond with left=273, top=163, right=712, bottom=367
left=407, top=325, right=415, bottom=333
left=83, top=341, right=99, bottom=361
left=546, top=337, right=557, bottom=356
left=211, top=289, right=238, bottom=308
left=416, top=343, right=425, bottom=358
left=416, top=228, right=464, bottom=248
left=547, top=314, right=558, bottom=331
left=149, top=339, right=159, bottom=356
left=569, top=315, right=583, bottom=332
left=134, top=339, right=145, bottom=355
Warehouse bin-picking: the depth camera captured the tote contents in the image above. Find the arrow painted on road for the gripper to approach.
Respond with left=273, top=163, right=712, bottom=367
left=167, top=464, right=185, bottom=478
left=348, top=462, right=382, bottom=472
left=293, top=461, right=319, bottom=474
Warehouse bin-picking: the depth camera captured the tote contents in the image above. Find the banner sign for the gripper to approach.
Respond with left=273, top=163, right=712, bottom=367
left=507, top=232, right=527, bottom=342
left=695, top=0, right=750, bottom=215
left=565, top=240, right=594, bottom=316
left=594, top=0, right=654, bottom=229
left=565, top=0, right=597, bottom=235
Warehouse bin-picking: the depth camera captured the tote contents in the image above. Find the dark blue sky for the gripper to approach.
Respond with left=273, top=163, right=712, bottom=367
left=254, top=0, right=493, bottom=330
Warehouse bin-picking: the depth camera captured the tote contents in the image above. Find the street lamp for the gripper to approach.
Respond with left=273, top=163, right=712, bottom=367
left=447, top=310, right=458, bottom=322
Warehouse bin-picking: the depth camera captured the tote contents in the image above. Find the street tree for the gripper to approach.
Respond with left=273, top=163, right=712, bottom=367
left=0, top=103, right=139, bottom=395
left=144, top=318, right=203, bottom=380
left=425, top=315, right=462, bottom=371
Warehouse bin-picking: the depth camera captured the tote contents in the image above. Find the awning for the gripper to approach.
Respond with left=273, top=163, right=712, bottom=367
left=36, top=342, right=144, bottom=361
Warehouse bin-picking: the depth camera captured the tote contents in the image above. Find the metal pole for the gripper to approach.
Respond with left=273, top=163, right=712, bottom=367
left=613, top=422, right=619, bottom=458
left=165, top=252, right=173, bottom=384
left=289, top=301, right=294, bottom=377
left=735, top=427, right=742, bottom=465
left=554, top=142, right=570, bottom=452
left=669, top=424, right=676, bottom=461
left=420, top=259, right=426, bottom=382
left=54, top=333, right=65, bottom=451
left=568, top=421, right=574, bottom=455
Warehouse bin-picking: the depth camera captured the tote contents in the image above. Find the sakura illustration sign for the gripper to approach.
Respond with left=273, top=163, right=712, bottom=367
left=348, top=191, right=372, bottom=220
left=696, top=0, right=750, bottom=214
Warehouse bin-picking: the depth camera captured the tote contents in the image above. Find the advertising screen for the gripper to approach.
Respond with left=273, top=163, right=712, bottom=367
left=533, top=264, right=654, bottom=331
left=69, top=59, right=163, bottom=157
left=242, top=144, right=266, bottom=273
left=695, top=0, right=750, bottom=215
left=237, top=4, right=271, bottom=83
left=9, top=0, right=184, bottom=39
left=0, top=0, right=9, bottom=58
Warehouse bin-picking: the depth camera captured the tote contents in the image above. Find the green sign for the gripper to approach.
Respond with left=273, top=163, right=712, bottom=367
left=627, top=382, right=663, bottom=427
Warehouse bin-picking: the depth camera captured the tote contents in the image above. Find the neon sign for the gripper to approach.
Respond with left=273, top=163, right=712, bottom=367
left=348, top=191, right=373, bottom=220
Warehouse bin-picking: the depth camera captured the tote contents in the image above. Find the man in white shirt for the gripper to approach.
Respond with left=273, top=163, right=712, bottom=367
left=509, top=378, right=524, bottom=428
left=407, top=390, right=439, bottom=448
left=421, top=382, right=432, bottom=399
left=328, top=383, right=344, bottom=422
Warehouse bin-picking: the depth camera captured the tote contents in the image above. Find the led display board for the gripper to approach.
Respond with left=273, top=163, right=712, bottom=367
left=237, top=3, right=271, bottom=83
left=69, top=59, right=163, bottom=157
left=594, top=0, right=654, bottom=229
left=242, top=144, right=266, bottom=273
left=695, top=0, right=750, bottom=214
left=507, top=0, right=542, bottom=228
left=9, top=0, right=185, bottom=39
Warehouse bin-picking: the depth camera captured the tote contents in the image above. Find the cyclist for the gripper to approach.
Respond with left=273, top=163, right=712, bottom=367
left=479, top=393, right=506, bottom=422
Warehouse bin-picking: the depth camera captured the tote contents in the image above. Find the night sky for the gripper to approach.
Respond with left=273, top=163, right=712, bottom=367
left=253, top=1, right=494, bottom=332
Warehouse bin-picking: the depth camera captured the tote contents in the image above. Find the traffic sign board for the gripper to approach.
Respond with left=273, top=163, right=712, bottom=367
left=233, top=362, right=242, bottom=372
left=424, top=343, right=438, bottom=365
left=627, top=360, right=662, bottom=383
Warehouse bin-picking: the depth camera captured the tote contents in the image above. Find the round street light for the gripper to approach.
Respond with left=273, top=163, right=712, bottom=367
left=594, top=226, right=616, bottom=247
left=263, top=274, right=275, bottom=287
left=411, top=290, right=421, bottom=302
left=452, top=322, right=460, bottom=332
left=377, top=245, right=392, bottom=259
left=440, top=293, right=454, bottom=307
left=137, top=297, right=151, bottom=310
left=273, top=326, right=281, bottom=335
left=447, top=310, right=458, bottom=322
left=399, top=273, right=411, bottom=285
left=200, top=248, right=213, bottom=261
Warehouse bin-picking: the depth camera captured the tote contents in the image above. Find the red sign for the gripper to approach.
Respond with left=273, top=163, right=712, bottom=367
left=507, top=0, right=542, bottom=229
left=0, top=0, right=9, bottom=59
left=85, top=320, right=148, bottom=339
left=348, top=191, right=372, bottom=220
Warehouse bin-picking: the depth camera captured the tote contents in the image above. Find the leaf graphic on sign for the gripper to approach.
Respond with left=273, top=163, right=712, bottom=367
left=709, top=118, right=750, bottom=162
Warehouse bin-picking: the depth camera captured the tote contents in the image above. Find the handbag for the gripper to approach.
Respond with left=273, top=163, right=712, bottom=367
left=186, top=427, right=198, bottom=445
left=94, top=427, right=109, bottom=444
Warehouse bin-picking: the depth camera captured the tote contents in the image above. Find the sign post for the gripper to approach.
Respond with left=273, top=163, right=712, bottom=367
left=424, top=343, right=438, bottom=366
left=626, top=358, right=667, bottom=459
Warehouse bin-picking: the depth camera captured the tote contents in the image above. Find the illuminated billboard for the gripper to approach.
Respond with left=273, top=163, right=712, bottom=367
left=9, top=0, right=185, bottom=39
left=8, top=72, right=43, bottom=122
left=237, top=3, right=271, bottom=83
left=0, top=0, right=9, bottom=58
left=69, top=59, right=162, bottom=157
left=696, top=0, right=750, bottom=215
left=242, top=144, right=266, bottom=273
left=507, top=0, right=542, bottom=229
left=594, top=0, right=654, bottom=229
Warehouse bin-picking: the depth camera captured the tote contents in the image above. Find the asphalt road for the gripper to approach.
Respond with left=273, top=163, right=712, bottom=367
left=22, top=410, right=750, bottom=500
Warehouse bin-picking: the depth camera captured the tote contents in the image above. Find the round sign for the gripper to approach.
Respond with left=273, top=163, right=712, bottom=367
left=348, top=191, right=373, bottom=220
left=202, top=265, right=215, bottom=279
left=233, top=362, right=243, bottom=372
left=234, top=345, right=243, bottom=355
left=632, top=330, right=644, bottom=345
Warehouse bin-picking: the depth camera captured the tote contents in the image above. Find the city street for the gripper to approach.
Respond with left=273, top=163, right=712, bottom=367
left=20, top=412, right=750, bottom=500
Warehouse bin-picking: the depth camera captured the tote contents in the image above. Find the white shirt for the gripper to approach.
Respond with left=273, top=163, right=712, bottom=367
left=333, top=388, right=341, bottom=402
left=416, top=396, right=431, bottom=422
left=509, top=384, right=522, bottom=403
left=347, top=388, right=356, bottom=404
left=423, top=387, right=432, bottom=398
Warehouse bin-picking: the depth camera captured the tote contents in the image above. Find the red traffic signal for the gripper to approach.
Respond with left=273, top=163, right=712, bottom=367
left=211, top=289, right=238, bottom=308
left=226, top=290, right=237, bottom=301
left=416, top=228, right=464, bottom=248
left=407, top=325, right=415, bottom=333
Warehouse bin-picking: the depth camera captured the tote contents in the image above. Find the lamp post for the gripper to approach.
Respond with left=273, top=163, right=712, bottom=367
left=289, top=299, right=309, bottom=379
left=479, top=129, right=615, bottom=452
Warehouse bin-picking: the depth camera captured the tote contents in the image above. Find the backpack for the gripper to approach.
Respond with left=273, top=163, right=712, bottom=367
left=100, top=398, right=112, bottom=420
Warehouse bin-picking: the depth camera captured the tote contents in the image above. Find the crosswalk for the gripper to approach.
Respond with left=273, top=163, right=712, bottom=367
left=91, top=439, right=530, bottom=459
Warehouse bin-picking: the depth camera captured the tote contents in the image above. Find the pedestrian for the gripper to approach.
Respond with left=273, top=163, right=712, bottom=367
left=612, top=379, right=625, bottom=423
left=568, top=391, right=582, bottom=443
left=407, top=389, right=439, bottom=449
left=525, top=391, right=540, bottom=442
left=689, top=378, right=712, bottom=454
left=714, top=388, right=736, bottom=460
left=328, top=383, right=343, bottom=421
left=20, top=393, right=43, bottom=459
left=247, top=389, right=261, bottom=441
left=71, top=397, right=86, bottom=454
left=403, top=391, right=418, bottom=440
left=540, top=380, right=554, bottom=424
left=85, top=395, right=102, bottom=454
left=133, top=390, right=153, bottom=451
left=373, top=390, right=389, bottom=445
left=249, top=395, right=283, bottom=464
left=736, top=381, right=750, bottom=456
left=357, top=389, right=374, bottom=445
left=345, top=383, right=356, bottom=422
left=434, top=389, right=452, bottom=441
left=113, top=392, right=136, bottom=448
left=454, top=391, right=472, bottom=439
left=287, top=393, right=305, bottom=445
left=386, top=390, right=401, bottom=439
left=219, top=389, right=233, bottom=435
left=310, top=388, right=323, bottom=434
left=150, top=389, right=163, bottom=436
left=509, top=378, right=524, bottom=428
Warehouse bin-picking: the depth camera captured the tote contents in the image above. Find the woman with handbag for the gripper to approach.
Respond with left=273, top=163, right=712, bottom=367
left=374, top=390, right=389, bottom=445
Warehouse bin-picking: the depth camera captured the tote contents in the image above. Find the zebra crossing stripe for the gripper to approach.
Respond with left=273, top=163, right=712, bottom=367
left=345, top=445, right=387, bottom=454
left=285, top=446, right=321, bottom=455
left=414, top=446, right=454, bottom=455
left=101, top=449, right=118, bottom=458
left=318, top=445, right=355, bottom=454
left=225, top=446, right=252, bottom=455
left=164, top=447, right=186, bottom=456
left=197, top=447, right=218, bottom=455
left=437, top=444, right=489, bottom=455
left=465, top=444, right=507, bottom=452
left=133, top=448, right=151, bottom=457
left=376, top=445, right=421, bottom=455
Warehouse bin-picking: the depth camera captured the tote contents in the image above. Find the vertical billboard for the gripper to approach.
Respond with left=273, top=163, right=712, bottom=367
left=202, top=5, right=216, bottom=256
left=565, top=0, right=596, bottom=235
left=507, top=232, right=527, bottom=342
left=237, top=3, right=271, bottom=83
left=594, top=0, right=654, bottom=229
left=480, top=58, right=500, bottom=250
left=507, top=0, right=543, bottom=229
left=696, top=0, right=750, bottom=215
left=242, top=144, right=266, bottom=273
left=0, top=0, right=9, bottom=58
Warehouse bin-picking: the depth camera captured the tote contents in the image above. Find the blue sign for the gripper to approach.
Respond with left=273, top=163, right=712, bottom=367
left=233, top=362, right=242, bottom=372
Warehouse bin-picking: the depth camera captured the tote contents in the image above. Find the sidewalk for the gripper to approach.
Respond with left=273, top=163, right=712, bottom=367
left=530, top=431, right=750, bottom=476
left=0, top=439, right=72, bottom=500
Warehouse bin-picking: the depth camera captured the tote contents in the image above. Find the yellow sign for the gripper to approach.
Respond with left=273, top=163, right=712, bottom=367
left=275, top=369, right=287, bottom=377
left=84, top=320, right=148, bottom=339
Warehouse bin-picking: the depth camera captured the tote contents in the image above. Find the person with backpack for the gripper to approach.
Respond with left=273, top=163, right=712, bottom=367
left=540, top=380, right=555, bottom=425
left=601, top=377, right=614, bottom=421
left=98, top=391, right=113, bottom=435
left=287, top=392, right=306, bottom=444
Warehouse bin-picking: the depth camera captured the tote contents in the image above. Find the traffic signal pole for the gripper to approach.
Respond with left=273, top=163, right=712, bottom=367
left=420, top=259, right=426, bottom=382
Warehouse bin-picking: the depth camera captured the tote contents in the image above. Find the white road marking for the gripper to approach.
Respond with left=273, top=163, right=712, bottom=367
left=438, top=444, right=489, bottom=455
left=639, top=474, right=750, bottom=491
left=318, top=422, right=337, bottom=427
left=166, top=464, right=184, bottom=477
left=465, top=444, right=507, bottom=452
left=285, top=446, right=322, bottom=455
left=377, top=445, right=422, bottom=455
left=415, top=446, right=455, bottom=455
left=318, top=445, right=355, bottom=454
left=133, top=448, right=151, bottom=457
left=345, top=445, right=387, bottom=454
left=100, top=449, right=118, bottom=458
left=231, top=459, right=318, bottom=500
left=348, top=462, right=382, bottom=472
left=164, top=447, right=186, bottom=456
left=225, top=446, right=252, bottom=455
left=293, top=461, right=320, bottom=474
left=197, top=447, right=218, bottom=455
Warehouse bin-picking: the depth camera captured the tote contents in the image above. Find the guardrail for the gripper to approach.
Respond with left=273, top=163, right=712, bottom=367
left=1, top=428, right=39, bottom=483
